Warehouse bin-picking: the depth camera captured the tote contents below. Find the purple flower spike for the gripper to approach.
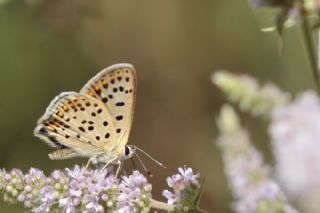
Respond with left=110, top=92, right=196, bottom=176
left=163, top=167, right=202, bottom=211
left=59, top=165, right=117, bottom=213
left=117, top=171, right=152, bottom=212
left=217, top=105, right=298, bottom=213
left=1, top=169, right=24, bottom=204
left=34, top=170, right=69, bottom=212
left=167, top=167, right=199, bottom=190
left=0, top=166, right=204, bottom=212
left=271, top=91, right=320, bottom=211
left=18, top=168, right=46, bottom=208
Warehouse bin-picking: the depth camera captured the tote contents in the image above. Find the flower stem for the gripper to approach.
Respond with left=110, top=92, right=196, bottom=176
left=299, top=2, right=320, bottom=94
left=150, top=199, right=175, bottom=212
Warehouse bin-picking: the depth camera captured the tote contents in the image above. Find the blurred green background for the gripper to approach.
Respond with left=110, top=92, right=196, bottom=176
left=0, top=0, right=314, bottom=212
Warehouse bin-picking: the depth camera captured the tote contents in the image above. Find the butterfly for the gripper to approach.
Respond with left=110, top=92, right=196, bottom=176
left=34, top=63, right=138, bottom=168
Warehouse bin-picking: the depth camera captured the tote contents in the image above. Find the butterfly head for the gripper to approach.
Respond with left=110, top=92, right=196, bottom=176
left=95, top=145, right=136, bottom=164
left=124, top=145, right=136, bottom=159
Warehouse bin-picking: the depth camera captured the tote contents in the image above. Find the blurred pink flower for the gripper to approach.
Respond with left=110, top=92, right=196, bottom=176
left=270, top=91, right=320, bottom=212
left=217, top=105, right=298, bottom=213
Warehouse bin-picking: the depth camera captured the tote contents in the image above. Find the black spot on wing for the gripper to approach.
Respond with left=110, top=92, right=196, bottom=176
left=116, top=115, right=123, bottom=121
left=102, top=97, right=108, bottom=103
left=88, top=126, right=94, bottom=131
left=39, top=127, right=67, bottom=148
left=38, top=127, right=48, bottom=135
left=48, top=136, right=67, bottom=148
left=79, top=126, right=85, bottom=132
left=115, top=102, right=125, bottom=107
left=105, top=133, right=110, bottom=139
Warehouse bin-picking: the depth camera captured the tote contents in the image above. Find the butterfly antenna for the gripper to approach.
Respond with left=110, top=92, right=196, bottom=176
left=135, top=152, right=153, bottom=177
left=130, top=158, right=136, bottom=170
left=131, top=145, right=166, bottom=168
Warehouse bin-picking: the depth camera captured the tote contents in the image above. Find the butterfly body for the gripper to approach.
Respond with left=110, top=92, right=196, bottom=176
left=34, top=63, right=137, bottom=166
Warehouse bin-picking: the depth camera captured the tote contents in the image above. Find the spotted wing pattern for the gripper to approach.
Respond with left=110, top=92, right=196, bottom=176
left=34, top=92, right=117, bottom=159
left=80, top=64, right=136, bottom=153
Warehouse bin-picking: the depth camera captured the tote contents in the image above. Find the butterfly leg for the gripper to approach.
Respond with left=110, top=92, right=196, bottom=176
left=115, top=160, right=123, bottom=177
left=122, top=167, right=127, bottom=176
left=85, top=157, right=95, bottom=169
left=101, top=157, right=116, bottom=171
left=102, top=162, right=110, bottom=170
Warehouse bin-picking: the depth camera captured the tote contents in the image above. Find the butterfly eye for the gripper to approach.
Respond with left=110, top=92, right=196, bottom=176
left=124, top=145, right=136, bottom=159
left=125, top=146, right=130, bottom=156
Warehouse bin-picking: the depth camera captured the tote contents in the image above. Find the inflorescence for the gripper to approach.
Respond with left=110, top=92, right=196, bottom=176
left=0, top=166, right=202, bottom=213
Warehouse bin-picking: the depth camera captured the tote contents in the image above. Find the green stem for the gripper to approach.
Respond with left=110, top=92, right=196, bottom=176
left=300, top=2, right=320, bottom=94
left=150, top=199, right=208, bottom=213
left=150, top=199, right=175, bottom=212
